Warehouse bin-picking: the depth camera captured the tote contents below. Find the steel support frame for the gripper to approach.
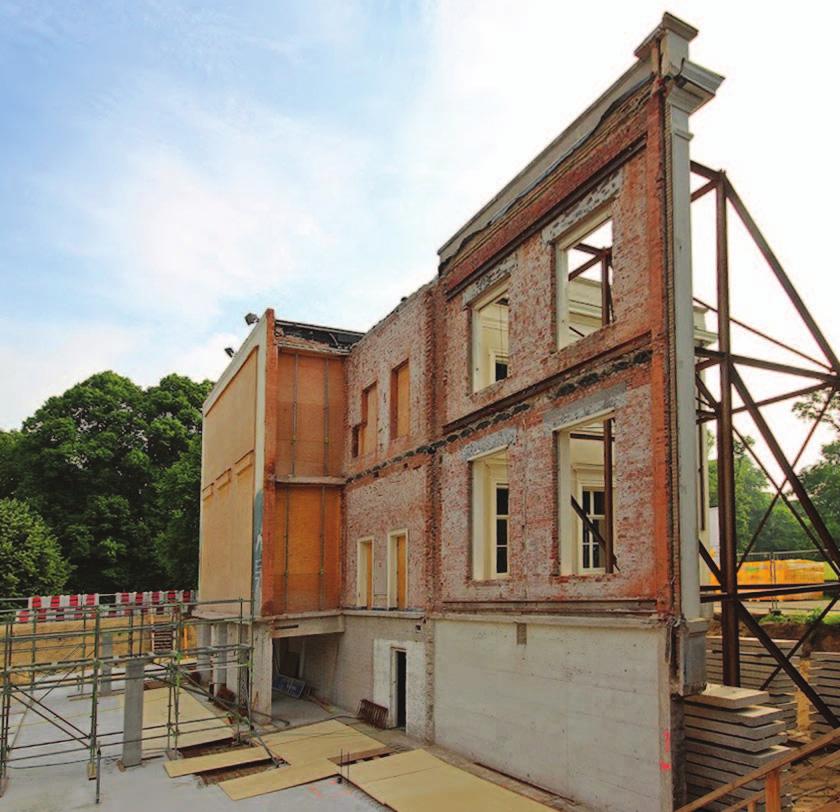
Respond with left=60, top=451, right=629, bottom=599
left=692, top=163, right=840, bottom=724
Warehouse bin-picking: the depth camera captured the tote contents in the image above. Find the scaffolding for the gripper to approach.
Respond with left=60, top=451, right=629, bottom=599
left=0, top=594, right=264, bottom=799
left=691, top=163, right=840, bottom=727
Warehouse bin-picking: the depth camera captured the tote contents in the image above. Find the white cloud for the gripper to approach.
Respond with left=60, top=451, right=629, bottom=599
left=0, top=320, right=141, bottom=428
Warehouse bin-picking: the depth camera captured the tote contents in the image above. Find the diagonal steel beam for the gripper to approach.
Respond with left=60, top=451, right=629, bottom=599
left=730, top=366, right=840, bottom=568
left=724, top=178, right=840, bottom=373
left=699, top=542, right=839, bottom=726
left=761, top=596, right=839, bottom=691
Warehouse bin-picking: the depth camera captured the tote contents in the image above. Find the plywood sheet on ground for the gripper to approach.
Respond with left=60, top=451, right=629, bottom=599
left=219, top=759, right=338, bottom=800
left=348, top=750, right=550, bottom=812
left=164, top=745, right=269, bottom=777
left=118, top=687, right=232, bottom=755
left=270, top=728, right=382, bottom=764
left=258, top=720, right=381, bottom=764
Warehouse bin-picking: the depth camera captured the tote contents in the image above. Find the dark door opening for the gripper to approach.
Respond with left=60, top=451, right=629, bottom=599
left=395, top=649, right=407, bottom=729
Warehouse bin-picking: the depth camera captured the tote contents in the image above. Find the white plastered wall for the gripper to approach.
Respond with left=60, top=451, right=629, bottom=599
left=372, top=638, right=427, bottom=739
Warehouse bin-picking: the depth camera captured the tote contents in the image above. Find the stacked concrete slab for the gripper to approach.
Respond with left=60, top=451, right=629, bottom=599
left=807, top=651, right=840, bottom=736
left=706, top=636, right=799, bottom=731
left=684, top=685, right=792, bottom=810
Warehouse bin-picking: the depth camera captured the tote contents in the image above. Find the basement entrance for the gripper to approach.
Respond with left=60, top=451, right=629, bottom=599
left=394, top=649, right=406, bottom=729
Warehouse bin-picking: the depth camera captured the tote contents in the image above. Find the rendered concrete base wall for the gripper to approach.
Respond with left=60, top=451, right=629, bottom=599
left=433, top=616, right=673, bottom=812
left=302, top=613, right=431, bottom=739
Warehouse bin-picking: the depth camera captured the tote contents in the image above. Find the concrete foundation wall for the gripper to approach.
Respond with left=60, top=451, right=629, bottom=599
left=303, top=614, right=432, bottom=740
left=433, top=616, right=672, bottom=812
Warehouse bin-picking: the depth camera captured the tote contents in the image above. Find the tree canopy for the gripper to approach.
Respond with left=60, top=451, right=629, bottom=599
left=0, top=498, right=70, bottom=597
left=708, top=438, right=811, bottom=555
left=0, top=371, right=211, bottom=594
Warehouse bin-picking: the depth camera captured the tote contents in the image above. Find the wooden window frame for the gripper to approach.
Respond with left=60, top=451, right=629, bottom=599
left=387, top=528, right=409, bottom=609
left=390, top=361, right=410, bottom=440
left=356, top=537, right=374, bottom=608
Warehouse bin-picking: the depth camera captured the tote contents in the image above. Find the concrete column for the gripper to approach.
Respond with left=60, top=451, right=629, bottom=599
left=122, top=658, right=146, bottom=768
left=250, top=622, right=272, bottom=722
left=226, top=622, right=241, bottom=700
left=210, top=622, right=227, bottom=694
left=196, top=622, right=211, bottom=685
left=635, top=14, right=723, bottom=695
left=99, top=634, right=113, bottom=696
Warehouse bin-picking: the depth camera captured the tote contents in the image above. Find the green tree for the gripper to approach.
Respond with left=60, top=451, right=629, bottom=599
left=800, top=440, right=840, bottom=544
left=709, top=438, right=811, bottom=554
left=8, top=371, right=212, bottom=593
left=0, top=429, right=21, bottom=498
left=0, top=498, right=70, bottom=597
left=152, top=435, right=202, bottom=587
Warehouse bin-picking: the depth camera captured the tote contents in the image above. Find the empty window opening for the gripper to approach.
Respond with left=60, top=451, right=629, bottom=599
left=556, top=215, right=614, bottom=347
left=557, top=415, right=617, bottom=575
left=357, top=539, right=373, bottom=608
left=359, top=383, right=378, bottom=456
left=390, top=361, right=410, bottom=440
left=472, top=284, right=510, bottom=391
left=471, top=448, right=510, bottom=580
left=388, top=530, right=408, bottom=610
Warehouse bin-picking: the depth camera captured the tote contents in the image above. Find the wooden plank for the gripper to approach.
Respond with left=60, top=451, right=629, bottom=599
left=347, top=749, right=441, bottom=783
left=219, top=759, right=338, bottom=800
left=349, top=750, right=549, bottom=811
left=329, top=746, right=392, bottom=765
left=687, top=685, right=770, bottom=709
left=119, top=686, right=233, bottom=755
left=269, top=728, right=382, bottom=764
left=164, top=746, right=270, bottom=777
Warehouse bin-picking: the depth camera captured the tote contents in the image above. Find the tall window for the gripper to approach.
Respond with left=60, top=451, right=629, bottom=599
left=557, top=415, right=616, bottom=575
left=472, top=284, right=510, bottom=391
left=359, top=383, right=378, bottom=456
left=494, top=483, right=510, bottom=576
left=555, top=213, right=614, bottom=348
left=580, top=487, right=606, bottom=572
left=390, top=361, right=410, bottom=440
left=357, top=539, right=373, bottom=608
left=471, top=448, right=510, bottom=579
left=388, top=530, right=408, bottom=609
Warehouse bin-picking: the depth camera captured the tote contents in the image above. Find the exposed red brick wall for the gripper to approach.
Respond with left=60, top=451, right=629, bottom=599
left=262, top=81, right=680, bottom=621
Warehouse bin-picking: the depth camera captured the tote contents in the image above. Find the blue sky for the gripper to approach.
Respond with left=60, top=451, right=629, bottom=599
left=2, top=0, right=840, bottom=464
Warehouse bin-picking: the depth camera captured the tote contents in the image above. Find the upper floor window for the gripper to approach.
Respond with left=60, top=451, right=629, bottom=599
left=387, top=529, right=408, bottom=609
left=359, top=383, right=378, bottom=456
left=472, top=283, right=509, bottom=392
left=556, top=213, right=614, bottom=348
left=357, top=538, right=373, bottom=608
left=557, top=414, right=617, bottom=575
left=471, top=448, right=509, bottom=580
left=390, top=361, right=410, bottom=440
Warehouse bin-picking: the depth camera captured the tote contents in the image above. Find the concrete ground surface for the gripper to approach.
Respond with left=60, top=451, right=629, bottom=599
left=2, top=676, right=384, bottom=812
left=3, top=675, right=567, bottom=811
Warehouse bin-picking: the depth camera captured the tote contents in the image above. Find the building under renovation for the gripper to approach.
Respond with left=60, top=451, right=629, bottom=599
left=196, top=14, right=840, bottom=811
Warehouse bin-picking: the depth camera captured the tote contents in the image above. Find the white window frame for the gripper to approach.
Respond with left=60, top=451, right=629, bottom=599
left=386, top=528, right=409, bottom=609
left=554, top=207, right=612, bottom=350
left=356, top=537, right=374, bottom=608
left=575, top=468, right=606, bottom=574
left=492, top=481, right=510, bottom=577
left=471, top=282, right=510, bottom=392
left=555, top=410, right=614, bottom=576
left=470, top=446, right=510, bottom=580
